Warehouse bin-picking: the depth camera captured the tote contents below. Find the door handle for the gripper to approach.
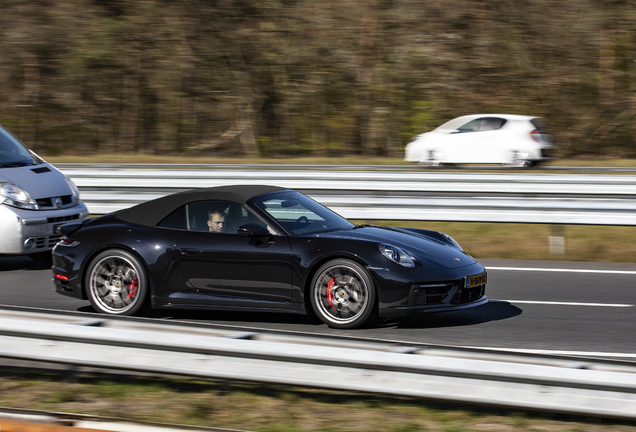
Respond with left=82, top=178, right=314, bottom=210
left=179, top=248, right=201, bottom=255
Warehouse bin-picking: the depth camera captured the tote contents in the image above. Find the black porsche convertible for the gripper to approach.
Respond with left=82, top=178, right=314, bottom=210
left=52, top=185, right=487, bottom=329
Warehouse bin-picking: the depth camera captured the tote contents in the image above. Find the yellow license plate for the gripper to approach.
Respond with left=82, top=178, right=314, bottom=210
left=467, top=272, right=487, bottom=288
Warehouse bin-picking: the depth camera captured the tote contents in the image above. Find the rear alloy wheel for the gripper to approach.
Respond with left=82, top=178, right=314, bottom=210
left=86, top=249, right=147, bottom=315
left=310, top=259, right=376, bottom=329
left=508, top=151, right=532, bottom=168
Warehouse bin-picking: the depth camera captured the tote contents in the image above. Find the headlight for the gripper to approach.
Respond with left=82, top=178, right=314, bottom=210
left=64, top=175, right=80, bottom=203
left=0, top=183, right=38, bottom=210
left=441, top=233, right=462, bottom=250
left=379, top=243, right=416, bottom=268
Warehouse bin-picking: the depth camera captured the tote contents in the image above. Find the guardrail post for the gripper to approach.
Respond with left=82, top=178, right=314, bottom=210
left=549, top=225, right=566, bottom=254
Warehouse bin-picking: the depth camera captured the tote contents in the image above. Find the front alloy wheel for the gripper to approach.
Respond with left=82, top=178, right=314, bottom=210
left=310, top=259, right=376, bottom=329
left=86, top=249, right=147, bottom=315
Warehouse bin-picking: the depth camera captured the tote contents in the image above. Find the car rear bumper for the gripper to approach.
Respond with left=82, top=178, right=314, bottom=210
left=530, top=147, right=556, bottom=163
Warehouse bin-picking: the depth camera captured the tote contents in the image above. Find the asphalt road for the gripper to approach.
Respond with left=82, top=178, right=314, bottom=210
left=1, top=255, right=634, bottom=359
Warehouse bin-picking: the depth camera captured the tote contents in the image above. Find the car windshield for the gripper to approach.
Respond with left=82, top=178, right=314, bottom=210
left=0, top=126, right=35, bottom=167
left=251, top=191, right=354, bottom=235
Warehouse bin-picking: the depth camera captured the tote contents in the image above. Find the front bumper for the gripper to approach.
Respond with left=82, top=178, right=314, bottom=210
left=0, top=202, right=89, bottom=255
left=371, top=262, right=488, bottom=319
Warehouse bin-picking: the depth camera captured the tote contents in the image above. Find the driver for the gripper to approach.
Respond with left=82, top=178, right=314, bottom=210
left=207, top=210, right=226, bottom=233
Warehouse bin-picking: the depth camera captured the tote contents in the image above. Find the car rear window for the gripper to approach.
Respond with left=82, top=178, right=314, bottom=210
left=530, top=118, right=549, bottom=134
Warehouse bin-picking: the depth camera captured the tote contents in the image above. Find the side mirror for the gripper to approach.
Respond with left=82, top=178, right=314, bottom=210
left=238, top=223, right=271, bottom=238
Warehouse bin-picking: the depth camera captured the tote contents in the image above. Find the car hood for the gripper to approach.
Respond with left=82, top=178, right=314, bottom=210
left=0, top=163, right=72, bottom=199
left=319, top=225, right=476, bottom=269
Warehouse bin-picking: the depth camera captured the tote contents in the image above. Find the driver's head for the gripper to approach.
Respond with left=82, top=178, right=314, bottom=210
left=207, top=211, right=226, bottom=232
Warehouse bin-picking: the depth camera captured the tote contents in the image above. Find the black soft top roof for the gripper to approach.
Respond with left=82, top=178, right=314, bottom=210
left=116, top=184, right=287, bottom=226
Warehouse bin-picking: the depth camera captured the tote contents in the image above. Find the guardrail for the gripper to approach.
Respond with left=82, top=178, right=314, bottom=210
left=1, top=308, right=635, bottom=420
left=58, top=164, right=636, bottom=225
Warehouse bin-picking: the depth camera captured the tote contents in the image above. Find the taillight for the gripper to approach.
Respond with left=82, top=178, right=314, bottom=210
left=530, top=130, right=541, bottom=143
left=53, top=273, right=69, bottom=281
left=58, top=236, right=80, bottom=247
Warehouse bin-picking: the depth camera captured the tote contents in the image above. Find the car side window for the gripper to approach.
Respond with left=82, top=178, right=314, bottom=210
left=156, top=200, right=268, bottom=234
left=156, top=205, right=187, bottom=230
left=457, top=117, right=506, bottom=133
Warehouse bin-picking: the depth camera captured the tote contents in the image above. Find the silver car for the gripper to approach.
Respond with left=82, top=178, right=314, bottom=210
left=0, top=125, right=88, bottom=256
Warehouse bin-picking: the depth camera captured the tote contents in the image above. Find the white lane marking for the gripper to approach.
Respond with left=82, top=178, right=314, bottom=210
left=486, top=266, right=636, bottom=275
left=464, top=346, right=636, bottom=359
left=493, top=299, right=633, bottom=308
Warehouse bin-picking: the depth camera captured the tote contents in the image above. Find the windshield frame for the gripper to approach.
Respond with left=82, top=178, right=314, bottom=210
left=249, top=190, right=355, bottom=236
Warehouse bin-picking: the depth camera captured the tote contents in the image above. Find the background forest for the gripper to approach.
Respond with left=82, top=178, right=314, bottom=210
left=1, top=0, right=635, bottom=159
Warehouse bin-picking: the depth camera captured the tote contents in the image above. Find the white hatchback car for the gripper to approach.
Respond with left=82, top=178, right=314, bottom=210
left=0, top=125, right=88, bottom=257
left=404, top=114, right=554, bottom=167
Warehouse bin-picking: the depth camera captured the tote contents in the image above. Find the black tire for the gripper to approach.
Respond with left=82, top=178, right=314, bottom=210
left=310, top=259, right=376, bottom=329
left=85, top=249, right=148, bottom=316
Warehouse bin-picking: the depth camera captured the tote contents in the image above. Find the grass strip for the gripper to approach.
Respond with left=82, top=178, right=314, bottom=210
left=1, top=367, right=634, bottom=432
left=357, top=221, right=636, bottom=263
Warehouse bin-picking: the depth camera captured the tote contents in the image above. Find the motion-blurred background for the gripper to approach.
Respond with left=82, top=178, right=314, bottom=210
left=1, top=0, right=635, bottom=160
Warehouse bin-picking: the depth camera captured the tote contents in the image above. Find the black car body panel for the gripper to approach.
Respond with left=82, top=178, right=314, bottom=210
left=53, top=185, right=487, bottom=326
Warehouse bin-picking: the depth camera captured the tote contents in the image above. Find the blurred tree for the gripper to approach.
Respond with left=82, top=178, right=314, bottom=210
left=1, top=0, right=636, bottom=158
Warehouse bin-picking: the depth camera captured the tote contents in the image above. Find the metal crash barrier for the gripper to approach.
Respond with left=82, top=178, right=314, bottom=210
left=0, top=308, right=635, bottom=421
left=57, top=165, right=636, bottom=226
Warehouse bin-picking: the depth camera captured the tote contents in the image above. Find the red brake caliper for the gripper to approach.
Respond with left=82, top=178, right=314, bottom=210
left=127, top=278, right=139, bottom=299
left=326, top=277, right=336, bottom=310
